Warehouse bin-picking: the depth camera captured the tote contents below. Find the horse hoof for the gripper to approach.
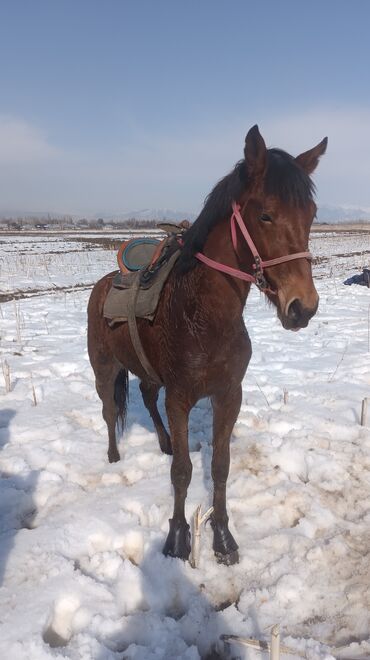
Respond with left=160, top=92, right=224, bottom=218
left=211, top=518, right=239, bottom=563
left=108, top=450, right=120, bottom=463
left=163, top=519, right=191, bottom=560
left=215, top=549, right=239, bottom=566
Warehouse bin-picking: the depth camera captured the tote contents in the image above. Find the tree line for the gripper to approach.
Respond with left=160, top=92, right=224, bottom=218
left=0, top=216, right=171, bottom=230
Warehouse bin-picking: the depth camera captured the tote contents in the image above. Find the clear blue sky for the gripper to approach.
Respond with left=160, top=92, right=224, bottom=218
left=1, top=0, right=370, bottom=215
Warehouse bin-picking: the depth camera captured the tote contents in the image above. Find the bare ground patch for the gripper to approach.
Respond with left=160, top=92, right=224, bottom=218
left=0, top=283, right=93, bottom=303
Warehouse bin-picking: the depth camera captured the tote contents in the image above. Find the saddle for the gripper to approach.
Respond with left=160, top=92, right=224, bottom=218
left=116, top=237, right=163, bottom=274
left=103, top=239, right=180, bottom=323
left=103, top=221, right=189, bottom=384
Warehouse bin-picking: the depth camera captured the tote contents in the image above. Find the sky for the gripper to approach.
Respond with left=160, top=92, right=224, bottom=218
left=0, top=0, right=370, bottom=216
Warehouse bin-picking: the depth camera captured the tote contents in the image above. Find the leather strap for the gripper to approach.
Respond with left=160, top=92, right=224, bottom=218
left=230, top=202, right=312, bottom=268
left=127, top=274, right=162, bottom=385
left=195, top=251, right=255, bottom=283
left=194, top=202, right=312, bottom=294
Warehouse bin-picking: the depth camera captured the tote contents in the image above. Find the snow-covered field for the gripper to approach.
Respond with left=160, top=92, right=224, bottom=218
left=1, top=229, right=369, bottom=298
left=0, top=231, right=162, bottom=298
left=1, top=232, right=370, bottom=659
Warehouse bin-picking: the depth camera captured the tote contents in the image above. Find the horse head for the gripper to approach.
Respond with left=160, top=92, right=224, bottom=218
left=239, top=124, right=327, bottom=330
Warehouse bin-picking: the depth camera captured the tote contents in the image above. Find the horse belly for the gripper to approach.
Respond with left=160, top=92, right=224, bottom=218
left=177, top=327, right=252, bottom=399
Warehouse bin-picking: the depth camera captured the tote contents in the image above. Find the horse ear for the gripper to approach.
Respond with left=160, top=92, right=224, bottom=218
left=244, top=125, right=267, bottom=179
left=295, top=137, right=328, bottom=174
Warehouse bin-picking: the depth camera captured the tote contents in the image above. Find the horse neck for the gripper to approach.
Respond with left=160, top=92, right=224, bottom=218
left=200, top=216, right=254, bottom=315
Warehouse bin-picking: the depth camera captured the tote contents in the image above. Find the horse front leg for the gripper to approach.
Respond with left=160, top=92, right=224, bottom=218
left=162, top=392, right=192, bottom=560
left=211, top=385, right=242, bottom=565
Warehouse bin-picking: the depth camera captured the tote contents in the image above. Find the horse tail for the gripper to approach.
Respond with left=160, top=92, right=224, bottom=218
left=114, top=368, right=129, bottom=433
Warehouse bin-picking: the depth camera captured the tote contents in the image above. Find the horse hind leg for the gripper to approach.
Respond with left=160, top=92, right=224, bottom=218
left=139, top=381, right=172, bottom=455
left=95, top=364, right=129, bottom=463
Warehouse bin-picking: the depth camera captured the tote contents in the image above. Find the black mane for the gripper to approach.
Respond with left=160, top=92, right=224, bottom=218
left=177, top=149, right=315, bottom=274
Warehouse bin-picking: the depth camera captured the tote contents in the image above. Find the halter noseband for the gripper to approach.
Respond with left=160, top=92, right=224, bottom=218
left=195, top=201, right=312, bottom=294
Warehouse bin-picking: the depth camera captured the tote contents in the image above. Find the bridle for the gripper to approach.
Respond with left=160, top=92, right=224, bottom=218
left=194, top=201, right=312, bottom=294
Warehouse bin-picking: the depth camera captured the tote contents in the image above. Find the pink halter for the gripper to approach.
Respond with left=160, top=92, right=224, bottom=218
left=195, top=201, right=312, bottom=293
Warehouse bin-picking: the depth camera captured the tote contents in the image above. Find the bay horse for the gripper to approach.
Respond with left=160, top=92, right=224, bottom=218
left=87, top=125, right=327, bottom=565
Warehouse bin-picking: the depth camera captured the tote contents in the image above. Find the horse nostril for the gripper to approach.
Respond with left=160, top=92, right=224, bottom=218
left=287, top=298, right=302, bottom=323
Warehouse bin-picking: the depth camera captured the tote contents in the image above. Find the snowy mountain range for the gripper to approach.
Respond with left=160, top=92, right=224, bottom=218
left=75, top=205, right=370, bottom=224
left=105, top=205, right=370, bottom=224
left=316, top=205, right=370, bottom=223
left=1, top=205, right=370, bottom=223
left=94, top=208, right=197, bottom=222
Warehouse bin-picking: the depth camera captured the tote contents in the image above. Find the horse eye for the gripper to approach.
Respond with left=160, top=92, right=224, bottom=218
left=260, top=212, right=272, bottom=223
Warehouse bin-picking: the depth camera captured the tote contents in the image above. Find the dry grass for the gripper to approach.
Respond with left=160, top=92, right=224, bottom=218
left=1, top=359, right=11, bottom=393
left=312, top=223, right=370, bottom=232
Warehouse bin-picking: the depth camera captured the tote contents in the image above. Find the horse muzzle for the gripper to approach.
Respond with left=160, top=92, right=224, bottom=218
left=281, top=296, right=319, bottom=330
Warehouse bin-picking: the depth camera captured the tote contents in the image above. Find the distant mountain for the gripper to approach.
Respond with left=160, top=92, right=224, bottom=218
left=316, top=205, right=370, bottom=223
left=95, top=208, right=197, bottom=222
left=98, top=205, right=370, bottom=224
left=1, top=205, right=370, bottom=224
left=0, top=207, right=196, bottom=224
left=0, top=210, right=71, bottom=220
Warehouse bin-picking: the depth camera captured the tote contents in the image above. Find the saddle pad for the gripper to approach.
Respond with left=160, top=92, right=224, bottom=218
left=119, top=238, right=160, bottom=272
left=103, top=248, right=180, bottom=323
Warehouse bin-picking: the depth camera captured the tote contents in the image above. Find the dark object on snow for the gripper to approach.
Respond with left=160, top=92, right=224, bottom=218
left=343, top=268, right=370, bottom=287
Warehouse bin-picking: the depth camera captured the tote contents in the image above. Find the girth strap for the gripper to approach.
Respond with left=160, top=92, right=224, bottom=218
left=127, top=275, right=162, bottom=385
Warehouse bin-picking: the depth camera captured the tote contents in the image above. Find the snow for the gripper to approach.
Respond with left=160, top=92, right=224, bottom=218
left=1, top=232, right=370, bottom=659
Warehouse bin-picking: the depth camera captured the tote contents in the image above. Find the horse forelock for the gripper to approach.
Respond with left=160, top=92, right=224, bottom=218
left=265, top=149, right=315, bottom=208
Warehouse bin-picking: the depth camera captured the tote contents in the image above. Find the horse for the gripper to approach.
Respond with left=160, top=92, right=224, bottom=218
left=87, top=125, right=327, bottom=565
